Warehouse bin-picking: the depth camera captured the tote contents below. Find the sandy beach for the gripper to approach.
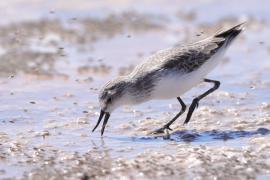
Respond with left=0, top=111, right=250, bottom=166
left=0, top=0, right=270, bottom=179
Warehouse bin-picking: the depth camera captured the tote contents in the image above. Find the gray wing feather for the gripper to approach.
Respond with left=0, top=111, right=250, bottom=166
left=161, top=39, right=224, bottom=73
left=131, top=37, right=225, bottom=76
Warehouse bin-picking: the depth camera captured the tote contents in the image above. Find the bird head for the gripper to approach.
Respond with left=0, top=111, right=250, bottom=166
left=92, top=77, right=129, bottom=135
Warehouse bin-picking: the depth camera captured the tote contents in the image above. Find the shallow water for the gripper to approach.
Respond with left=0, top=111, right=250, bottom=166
left=0, top=0, right=270, bottom=179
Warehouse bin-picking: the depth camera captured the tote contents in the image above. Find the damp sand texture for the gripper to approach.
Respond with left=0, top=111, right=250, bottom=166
left=0, top=0, right=270, bottom=180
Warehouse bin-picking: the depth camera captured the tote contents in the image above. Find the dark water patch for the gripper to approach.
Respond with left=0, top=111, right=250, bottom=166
left=168, top=128, right=270, bottom=142
left=107, top=128, right=270, bottom=144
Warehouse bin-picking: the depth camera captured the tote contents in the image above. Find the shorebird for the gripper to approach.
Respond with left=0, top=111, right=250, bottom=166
left=92, top=23, right=245, bottom=136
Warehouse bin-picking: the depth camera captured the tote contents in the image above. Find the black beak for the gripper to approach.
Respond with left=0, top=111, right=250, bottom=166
left=101, top=113, right=110, bottom=136
left=92, top=110, right=111, bottom=136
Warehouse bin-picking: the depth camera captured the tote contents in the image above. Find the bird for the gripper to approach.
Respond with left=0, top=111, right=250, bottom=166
left=92, top=22, right=245, bottom=136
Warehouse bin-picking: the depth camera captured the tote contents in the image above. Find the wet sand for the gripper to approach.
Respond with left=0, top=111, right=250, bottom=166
left=0, top=0, right=270, bottom=179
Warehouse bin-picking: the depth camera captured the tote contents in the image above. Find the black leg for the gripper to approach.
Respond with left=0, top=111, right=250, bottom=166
left=184, top=78, right=220, bottom=124
left=152, top=97, right=186, bottom=134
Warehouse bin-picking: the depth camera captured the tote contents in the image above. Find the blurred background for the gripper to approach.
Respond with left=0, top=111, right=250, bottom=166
left=0, top=0, right=270, bottom=179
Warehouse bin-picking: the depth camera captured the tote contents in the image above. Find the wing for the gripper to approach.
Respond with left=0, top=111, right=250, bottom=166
left=130, top=37, right=226, bottom=78
left=161, top=38, right=226, bottom=73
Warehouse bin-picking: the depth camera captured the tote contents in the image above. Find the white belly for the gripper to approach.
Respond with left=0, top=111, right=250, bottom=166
left=150, top=51, right=224, bottom=99
left=151, top=71, right=202, bottom=99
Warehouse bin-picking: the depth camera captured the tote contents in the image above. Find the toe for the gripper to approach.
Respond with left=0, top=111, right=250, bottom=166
left=151, top=128, right=165, bottom=134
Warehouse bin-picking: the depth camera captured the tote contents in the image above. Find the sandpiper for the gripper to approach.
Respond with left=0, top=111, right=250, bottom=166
left=92, top=22, right=245, bottom=136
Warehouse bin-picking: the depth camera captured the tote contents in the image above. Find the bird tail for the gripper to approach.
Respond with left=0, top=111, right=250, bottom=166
left=214, top=22, right=245, bottom=45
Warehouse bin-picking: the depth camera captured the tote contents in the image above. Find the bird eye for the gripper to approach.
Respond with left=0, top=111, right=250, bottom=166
left=107, top=97, right=112, bottom=103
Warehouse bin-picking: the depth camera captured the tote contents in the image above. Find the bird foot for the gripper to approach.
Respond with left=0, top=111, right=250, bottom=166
left=150, top=125, right=172, bottom=135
